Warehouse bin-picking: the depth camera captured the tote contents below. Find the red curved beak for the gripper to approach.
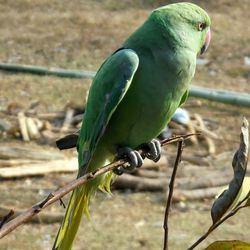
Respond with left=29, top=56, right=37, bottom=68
left=200, top=28, right=211, bottom=54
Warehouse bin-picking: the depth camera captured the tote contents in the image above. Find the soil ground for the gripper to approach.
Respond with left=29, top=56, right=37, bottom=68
left=0, top=0, right=250, bottom=249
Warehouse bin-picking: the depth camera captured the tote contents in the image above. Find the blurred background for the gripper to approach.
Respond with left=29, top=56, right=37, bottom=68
left=0, top=0, right=250, bottom=249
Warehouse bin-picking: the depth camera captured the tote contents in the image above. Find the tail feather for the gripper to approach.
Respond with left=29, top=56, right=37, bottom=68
left=53, top=143, right=114, bottom=250
left=98, top=171, right=114, bottom=193
left=52, top=185, right=89, bottom=250
left=52, top=173, right=112, bottom=250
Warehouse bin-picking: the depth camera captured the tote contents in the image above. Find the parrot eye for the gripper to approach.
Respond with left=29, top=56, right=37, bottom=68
left=198, top=22, right=206, bottom=31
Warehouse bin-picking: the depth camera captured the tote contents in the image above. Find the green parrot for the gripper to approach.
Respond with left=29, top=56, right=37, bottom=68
left=53, top=2, right=211, bottom=249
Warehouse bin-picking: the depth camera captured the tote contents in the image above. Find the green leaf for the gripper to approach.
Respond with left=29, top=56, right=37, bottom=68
left=230, top=176, right=250, bottom=209
left=233, top=176, right=250, bottom=210
left=246, top=199, right=250, bottom=207
left=246, top=195, right=250, bottom=207
left=215, top=177, right=250, bottom=211
left=204, top=240, right=250, bottom=250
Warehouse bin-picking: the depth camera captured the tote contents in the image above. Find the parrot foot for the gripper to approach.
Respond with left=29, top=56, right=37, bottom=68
left=113, top=147, right=144, bottom=175
left=141, top=139, right=161, bottom=162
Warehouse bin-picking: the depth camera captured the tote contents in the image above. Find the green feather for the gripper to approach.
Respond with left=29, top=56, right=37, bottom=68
left=53, top=49, right=139, bottom=249
left=53, top=3, right=211, bottom=249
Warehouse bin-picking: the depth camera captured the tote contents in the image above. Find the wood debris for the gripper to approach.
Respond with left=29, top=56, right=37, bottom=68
left=0, top=101, right=227, bottom=209
left=0, top=158, right=78, bottom=178
left=0, top=101, right=218, bottom=158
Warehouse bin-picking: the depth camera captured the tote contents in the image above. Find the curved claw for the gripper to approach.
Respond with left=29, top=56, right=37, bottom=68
left=113, top=166, right=124, bottom=176
left=113, top=147, right=144, bottom=175
left=130, top=150, right=144, bottom=168
left=145, top=139, right=161, bottom=162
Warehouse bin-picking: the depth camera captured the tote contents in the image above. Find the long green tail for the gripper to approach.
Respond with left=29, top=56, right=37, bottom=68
left=52, top=138, right=114, bottom=249
left=52, top=171, right=113, bottom=250
left=52, top=182, right=92, bottom=250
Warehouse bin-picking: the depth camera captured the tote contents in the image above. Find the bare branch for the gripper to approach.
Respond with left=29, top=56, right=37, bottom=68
left=0, top=210, right=14, bottom=229
left=0, top=133, right=196, bottom=239
left=163, top=139, right=184, bottom=250
left=187, top=193, right=250, bottom=250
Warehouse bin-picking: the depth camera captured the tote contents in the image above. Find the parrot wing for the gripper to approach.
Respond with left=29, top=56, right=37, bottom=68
left=56, top=49, right=139, bottom=153
left=76, top=48, right=139, bottom=173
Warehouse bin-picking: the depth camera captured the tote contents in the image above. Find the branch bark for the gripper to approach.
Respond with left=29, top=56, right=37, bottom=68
left=0, top=134, right=196, bottom=239
left=163, top=140, right=184, bottom=250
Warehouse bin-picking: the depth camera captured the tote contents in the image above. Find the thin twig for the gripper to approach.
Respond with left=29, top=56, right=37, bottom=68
left=0, top=133, right=196, bottom=239
left=163, top=140, right=184, bottom=250
left=187, top=192, right=250, bottom=250
left=160, top=133, right=200, bottom=146
left=59, top=198, right=66, bottom=209
left=0, top=210, right=14, bottom=229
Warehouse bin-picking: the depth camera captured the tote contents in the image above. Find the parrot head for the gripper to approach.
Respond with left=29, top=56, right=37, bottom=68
left=152, top=2, right=211, bottom=55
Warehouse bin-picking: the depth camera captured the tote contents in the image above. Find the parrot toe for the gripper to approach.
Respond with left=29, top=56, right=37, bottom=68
left=113, top=166, right=124, bottom=175
left=113, top=147, right=144, bottom=175
left=143, top=139, right=161, bottom=162
left=127, top=149, right=144, bottom=169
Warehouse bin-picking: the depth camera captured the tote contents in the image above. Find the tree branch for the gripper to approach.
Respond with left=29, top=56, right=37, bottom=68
left=187, top=117, right=249, bottom=249
left=163, top=139, right=184, bottom=250
left=0, top=133, right=196, bottom=239
left=187, top=194, right=250, bottom=250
